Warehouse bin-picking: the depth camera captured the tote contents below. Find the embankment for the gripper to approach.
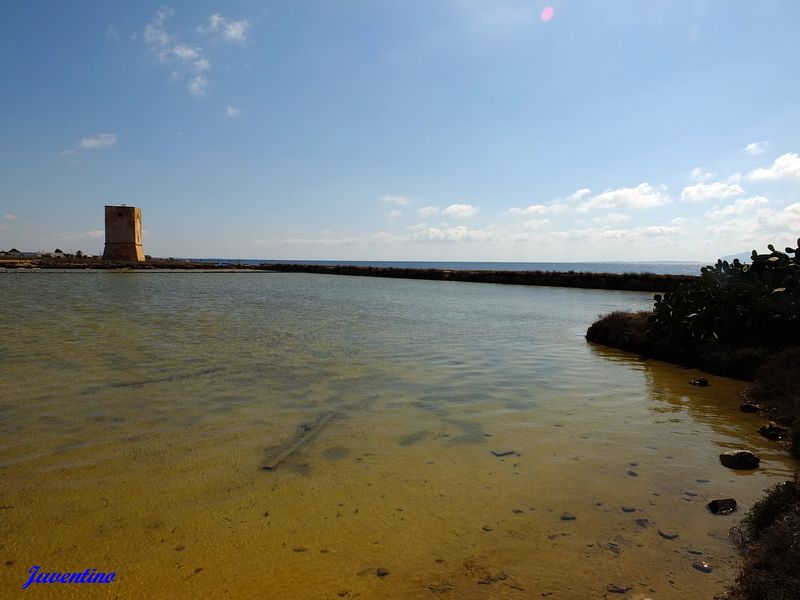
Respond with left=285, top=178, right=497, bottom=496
left=6, top=257, right=697, bottom=292
left=259, top=263, right=695, bottom=292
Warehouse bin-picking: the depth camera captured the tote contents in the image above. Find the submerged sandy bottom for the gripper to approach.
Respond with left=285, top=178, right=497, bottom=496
left=0, top=272, right=794, bottom=598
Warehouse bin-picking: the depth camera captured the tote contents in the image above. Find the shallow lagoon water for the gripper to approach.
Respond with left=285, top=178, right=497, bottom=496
left=0, top=272, right=794, bottom=598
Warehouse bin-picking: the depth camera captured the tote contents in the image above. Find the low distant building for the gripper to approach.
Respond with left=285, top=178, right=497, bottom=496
left=3, top=250, right=41, bottom=258
left=103, top=205, right=144, bottom=262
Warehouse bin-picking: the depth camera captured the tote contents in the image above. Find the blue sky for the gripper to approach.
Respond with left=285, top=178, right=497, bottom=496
left=2, top=1, right=800, bottom=261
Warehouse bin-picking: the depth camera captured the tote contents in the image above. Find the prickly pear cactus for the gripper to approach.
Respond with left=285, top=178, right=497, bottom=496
left=650, top=239, right=800, bottom=347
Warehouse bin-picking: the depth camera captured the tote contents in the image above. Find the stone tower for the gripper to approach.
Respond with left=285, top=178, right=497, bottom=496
left=103, top=205, right=145, bottom=261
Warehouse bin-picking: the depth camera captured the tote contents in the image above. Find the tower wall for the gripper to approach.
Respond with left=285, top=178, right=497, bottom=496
left=103, top=206, right=145, bottom=261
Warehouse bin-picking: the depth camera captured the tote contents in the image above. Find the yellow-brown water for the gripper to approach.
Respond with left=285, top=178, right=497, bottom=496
left=0, top=272, right=794, bottom=599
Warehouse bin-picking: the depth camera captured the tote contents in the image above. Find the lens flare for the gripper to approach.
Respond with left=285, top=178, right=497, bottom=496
left=541, top=6, right=555, bottom=22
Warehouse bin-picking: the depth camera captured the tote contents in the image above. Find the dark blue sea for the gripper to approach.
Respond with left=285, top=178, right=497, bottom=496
left=190, top=259, right=705, bottom=276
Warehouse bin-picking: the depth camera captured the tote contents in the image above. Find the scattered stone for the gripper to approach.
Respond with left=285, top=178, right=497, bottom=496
left=696, top=478, right=711, bottom=483
left=491, top=449, right=516, bottom=457
left=707, top=498, right=737, bottom=515
left=607, top=583, right=631, bottom=594
left=688, top=549, right=703, bottom=556
left=627, top=470, right=639, bottom=477
left=477, top=572, right=508, bottom=585
left=482, top=525, right=493, bottom=532
left=376, top=568, right=389, bottom=578
left=658, top=529, right=679, bottom=540
left=692, top=561, right=713, bottom=573
left=607, top=542, right=621, bottom=554
left=719, top=450, right=760, bottom=470
left=512, top=508, right=524, bottom=514
left=560, top=512, right=577, bottom=521
left=740, top=402, right=760, bottom=414
left=427, top=581, right=453, bottom=594
left=690, top=378, right=709, bottom=387
left=759, top=422, right=789, bottom=441
left=293, top=546, right=307, bottom=553
left=621, top=506, right=637, bottom=513
left=635, top=518, right=651, bottom=528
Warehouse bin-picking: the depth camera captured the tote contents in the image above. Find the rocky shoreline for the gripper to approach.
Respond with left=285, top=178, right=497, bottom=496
left=586, top=311, right=799, bottom=599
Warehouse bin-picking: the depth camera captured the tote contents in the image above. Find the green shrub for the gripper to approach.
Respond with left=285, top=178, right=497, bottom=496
left=651, top=241, right=800, bottom=348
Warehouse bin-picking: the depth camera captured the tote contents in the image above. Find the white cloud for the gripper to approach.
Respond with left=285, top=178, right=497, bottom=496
left=557, top=225, right=679, bottom=243
left=282, top=237, right=360, bottom=246
left=690, top=167, right=714, bottom=182
left=668, top=216, right=692, bottom=227
left=144, top=7, right=173, bottom=51
left=681, top=181, right=745, bottom=202
left=382, top=195, right=411, bottom=206
left=507, top=202, right=566, bottom=216
left=749, top=153, right=800, bottom=181
left=187, top=75, right=209, bottom=97
left=172, top=44, right=201, bottom=63
left=577, top=183, right=670, bottom=212
left=604, top=212, right=630, bottom=224
left=225, top=105, right=240, bottom=118
left=410, top=225, right=494, bottom=242
left=704, top=203, right=800, bottom=244
left=706, top=196, right=769, bottom=219
left=386, top=210, right=403, bottom=222
left=522, top=219, right=549, bottom=230
left=727, top=172, right=743, bottom=183
left=144, top=8, right=220, bottom=97
left=640, top=226, right=680, bottom=236
left=744, top=141, right=768, bottom=156
left=203, top=14, right=250, bottom=42
left=566, top=188, right=591, bottom=202
left=760, top=202, right=800, bottom=232
left=4, top=214, right=17, bottom=220
left=79, top=133, right=118, bottom=150
left=705, top=217, right=756, bottom=237
left=442, top=203, right=479, bottom=218
left=417, top=206, right=439, bottom=218
left=60, top=133, right=118, bottom=158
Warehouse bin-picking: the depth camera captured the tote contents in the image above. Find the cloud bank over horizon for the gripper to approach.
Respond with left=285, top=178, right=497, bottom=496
left=2, top=2, right=800, bottom=262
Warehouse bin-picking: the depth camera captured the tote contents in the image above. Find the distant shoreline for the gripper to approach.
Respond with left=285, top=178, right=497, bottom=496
left=1, top=257, right=697, bottom=292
